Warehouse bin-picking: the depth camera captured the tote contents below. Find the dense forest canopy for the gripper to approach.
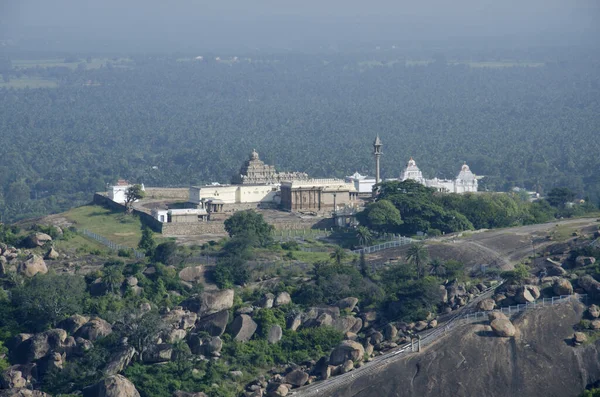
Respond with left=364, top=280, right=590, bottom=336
left=0, top=48, right=599, bottom=221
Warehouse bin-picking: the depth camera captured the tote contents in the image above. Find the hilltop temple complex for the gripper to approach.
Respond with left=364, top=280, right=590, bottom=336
left=399, top=157, right=479, bottom=193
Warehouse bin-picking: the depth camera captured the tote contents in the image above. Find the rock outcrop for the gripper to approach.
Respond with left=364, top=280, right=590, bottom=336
left=194, top=310, right=228, bottom=337
left=490, top=319, right=516, bottom=337
left=329, top=341, right=365, bottom=366
left=75, top=318, right=113, bottom=341
left=181, top=289, right=234, bottom=316
left=17, top=255, right=48, bottom=278
left=83, top=375, right=140, bottom=397
left=230, top=315, right=258, bottom=342
left=553, top=278, right=574, bottom=296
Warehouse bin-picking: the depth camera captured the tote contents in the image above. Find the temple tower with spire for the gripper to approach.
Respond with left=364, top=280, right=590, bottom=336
left=373, top=135, right=382, bottom=184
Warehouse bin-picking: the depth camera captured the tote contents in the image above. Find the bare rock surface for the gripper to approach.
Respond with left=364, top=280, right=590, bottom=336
left=75, top=318, right=113, bottom=341
left=83, top=375, right=140, bottom=397
left=321, top=301, right=599, bottom=397
left=329, top=340, right=365, bottom=366
left=17, top=255, right=48, bottom=278
left=194, top=310, right=228, bottom=337
left=230, top=314, right=257, bottom=342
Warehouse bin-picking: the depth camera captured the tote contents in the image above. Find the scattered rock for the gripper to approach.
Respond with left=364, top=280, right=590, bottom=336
left=578, top=275, right=600, bottom=295
left=515, top=286, right=535, bottom=304
left=438, top=286, right=448, bottom=304
left=429, top=319, right=438, bottom=328
left=553, top=278, right=574, bottom=296
left=230, top=314, right=258, bottom=342
left=57, top=314, right=90, bottom=334
left=335, top=297, right=359, bottom=312
left=44, top=248, right=59, bottom=260
left=284, top=369, right=309, bottom=387
left=360, top=311, right=378, bottom=328
left=267, top=325, right=282, bottom=344
left=575, top=256, right=596, bottom=267
left=182, top=289, right=235, bottom=316
left=28, top=233, right=52, bottom=248
left=414, top=321, right=428, bottom=332
left=126, top=276, right=138, bottom=287
left=1, top=368, right=27, bottom=389
left=383, top=323, right=398, bottom=341
left=165, top=329, right=187, bottom=343
left=83, top=375, right=141, bottom=397
left=591, top=320, right=600, bottom=330
left=287, top=314, right=302, bottom=331
left=339, top=360, right=354, bottom=374
left=369, top=331, right=384, bottom=345
left=477, top=298, right=496, bottom=311
left=344, top=332, right=358, bottom=341
left=589, top=304, right=600, bottom=319
left=236, top=307, right=254, bottom=315
left=266, top=383, right=289, bottom=396
left=188, top=335, right=223, bottom=356
left=229, top=370, right=243, bottom=378
left=525, top=285, right=541, bottom=300
left=178, top=266, right=204, bottom=283
left=162, top=308, right=197, bottom=331
left=274, top=292, right=292, bottom=307
left=104, top=346, right=137, bottom=376
left=0, top=389, right=51, bottom=397
left=195, top=310, right=229, bottom=337
left=17, top=255, right=48, bottom=278
left=172, top=392, right=208, bottom=397
left=573, top=332, right=587, bottom=345
left=259, top=293, right=275, bottom=308
left=75, top=318, right=113, bottom=341
left=490, top=319, right=516, bottom=337
left=329, top=340, right=365, bottom=366
left=332, top=316, right=361, bottom=333
left=13, top=329, right=67, bottom=364
left=488, top=311, right=508, bottom=322
left=546, top=265, right=567, bottom=277
left=143, top=344, right=173, bottom=363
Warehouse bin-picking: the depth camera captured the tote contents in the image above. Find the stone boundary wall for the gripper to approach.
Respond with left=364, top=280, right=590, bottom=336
left=161, top=222, right=227, bottom=236
left=93, top=193, right=333, bottom=236
left=144, top=188, right=189, bottom=200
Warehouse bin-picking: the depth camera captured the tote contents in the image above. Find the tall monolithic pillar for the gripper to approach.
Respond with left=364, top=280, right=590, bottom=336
left=373, top=135, right=383, bottom=185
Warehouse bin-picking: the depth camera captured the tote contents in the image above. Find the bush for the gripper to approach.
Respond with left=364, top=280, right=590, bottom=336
left=281, top=241, right=300, bottom=251
left=118, top=249, right=133, bottom=258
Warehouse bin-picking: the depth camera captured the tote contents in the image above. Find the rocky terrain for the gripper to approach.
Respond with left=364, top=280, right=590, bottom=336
left=320, top=299, right=598, bottom=397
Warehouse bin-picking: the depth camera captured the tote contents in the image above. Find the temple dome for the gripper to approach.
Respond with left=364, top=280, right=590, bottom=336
left=250, top=149, right=259, bottom=160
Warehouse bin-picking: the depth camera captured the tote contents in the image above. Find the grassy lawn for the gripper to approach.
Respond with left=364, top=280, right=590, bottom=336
left=54, top=234, right=107, bottom=254
left=63, top=205, right=144, bottom=248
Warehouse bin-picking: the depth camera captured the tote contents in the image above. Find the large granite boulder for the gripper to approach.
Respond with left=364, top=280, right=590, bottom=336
left=575, top=256, right=596, bottom=267
left=75, top=318, right=113, bottom=341
left=287, top=313, right=302, bottom=331
left=488, top=311, right=508, bottom=322
left=1, top=367, right=27, bottom=389
left=490, top=319, right=516, bottom=337
left=525, top=285, right=541, bottom=300
left=83, top=375, right=141, bottom=397
left=284, top=369, right=309, bottom=387
left=194, top=310, right=228, bottom=337
left=274, top=292, right=292, bottom=307
left=17, top=255, right=47, bottom=278
left=335, top=297, right=359, bottom=312
left=553, top=278, right=574, bottom=296
left=181, top=289, right=234, bottom=316
left=383, top=323, right=398, bottom=341
left=588, top=304, right=600, bottom=319
left=514, top=286, right=535, bottom=304
left=57, top=314, right=90, bottom=334
left=578, top=275, right=600, bottom=295
left=546, top=265, right=567, bottom=277
left=178, top=266, right=204, bottom=283
left=188, top=335, right=222, bottom=356
left=267, top=325, right=283, bottom=344
left=13, top=329, right=67, bottom=364
left=143, top=344, right=173, bottom=364
left=104, top=347, right=137, bottom=376
left=0, top=390, right=51, bottom=397
left=477, top=298, right=496, bottom=311
left=329, top=340, right=365, bottom=366
left=259, top=293, right=275, bottom=309
left=44, top=248, right=59, bottom=260
left=230, top=314, right=257, bottom=342
left=172, top=392, right=208, bottom=397
left=332, top=317, right=362, bottom=334
left=27, top=233, right=52, bottom=248
left=162, top=308, right=197, bottom=331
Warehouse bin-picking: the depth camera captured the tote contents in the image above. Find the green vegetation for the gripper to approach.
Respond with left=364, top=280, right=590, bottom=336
left=224, top=210, right=274, bottom=247
left=63, top=205, right=144, bottom=247
left=359, top=180, right=596, bottom=236
left=1, top=51, right=599, bottom=223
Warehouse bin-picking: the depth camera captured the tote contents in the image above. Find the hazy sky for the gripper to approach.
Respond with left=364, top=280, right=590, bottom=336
left=2, top=0, right=599, bottom=51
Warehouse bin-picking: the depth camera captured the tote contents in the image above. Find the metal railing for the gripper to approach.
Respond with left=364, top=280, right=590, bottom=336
left=294, top=286, right=585, bottom=397
left=79, top=229, right=146, bottom=259
left=461, top=294, right=587, bottom=323
left=352, top=236, right=415, bottom=254
left=273, top=229, right=333, bottom=242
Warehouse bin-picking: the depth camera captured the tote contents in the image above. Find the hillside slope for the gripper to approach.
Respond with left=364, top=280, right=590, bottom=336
left=325, top=301, right=599, bottom=397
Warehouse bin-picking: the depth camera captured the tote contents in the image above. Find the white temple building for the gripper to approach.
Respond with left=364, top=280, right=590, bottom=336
left=345, top=172, right=376, bottom=194
left=399, top=158, right=479, bottom=194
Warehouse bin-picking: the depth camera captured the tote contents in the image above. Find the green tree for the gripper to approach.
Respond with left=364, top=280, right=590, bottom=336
left=138, top=225, right=156, bottom=256
left=330, top=247, right=347, bottom=265
left=224, top=210, right=274, bottom=247
left=153, top=241, right=178, bottom=266
left=546, top=187, right=576, bottom=208
left=124, top=184, right=145, bottom=213
left=113, top=309, right=168, bottom=362
left=357, top=200, right=402, bottom=232
left=102, top=266, right=125, bottom=294
left=406, top=243, right=429, bottom=279
left=355, top=226, right=373, bottom=247
left=11, top=273, right=87, bottom=331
